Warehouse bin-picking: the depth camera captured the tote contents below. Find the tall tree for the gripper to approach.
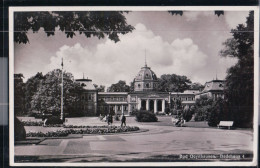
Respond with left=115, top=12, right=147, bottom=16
left=220, top=12, right=254, bottom=127
left=107, top=80, right=130, bottom=92
left=93, top=84, right=105, bottom=92
left=158, top=74, right=192, bottom=92
left=24, top=72, right=45, bottom=113
left=14, top=74, right=25, bottom=115
left=14, top=11, right=134, bottom=44
left=129, top=81, right=135, bottom=92
left=31, top=69, right=84, bottom=116
left=194, top=97, right=214, bottom=121
left=189, top=82, right=204, bottom=91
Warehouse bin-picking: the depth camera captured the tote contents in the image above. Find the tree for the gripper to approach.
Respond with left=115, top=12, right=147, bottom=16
left=168, top=11, right=224, bottom=17
left=193, top=97, right=213, bottom=121
left=24, top=72, right=45, bottom=113
left=189, top=82, right=204, bottom=91
left=97, top=99, right=109, bottom=116
left=183, top=105, right=193, bottom=122
left=107, top=80, right=130, bottom=92
left=31, top=69, right=84, bottom=117
left=14, top=74, right=25, bottom=115
left=129, top=81, right=135, bottom=92
left=94, top=84, right=105, bottom=92
left=14, top=11, right=134, bottom=44
left=158, top=74, right=192, bottom=92
left=220, top=11, right=254, bottom=128
left=208, top=97, right=226, bottom=127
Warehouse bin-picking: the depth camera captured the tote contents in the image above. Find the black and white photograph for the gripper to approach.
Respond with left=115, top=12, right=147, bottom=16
left=9, top=6, right=259, bottom=166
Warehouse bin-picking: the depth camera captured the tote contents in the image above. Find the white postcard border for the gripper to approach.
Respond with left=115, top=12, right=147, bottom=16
left=9, top=6, right=259, bottom=167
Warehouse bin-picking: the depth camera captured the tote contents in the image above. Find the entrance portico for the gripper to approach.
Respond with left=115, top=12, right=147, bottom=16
left=139, top=98, right=166, bottom=113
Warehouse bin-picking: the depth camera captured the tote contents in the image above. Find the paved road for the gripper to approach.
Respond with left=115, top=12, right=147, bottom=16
left=14, top=119, right=253, bottom=162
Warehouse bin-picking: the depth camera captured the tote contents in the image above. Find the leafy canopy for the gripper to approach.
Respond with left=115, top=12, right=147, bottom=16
left=31, top=69, right=84, bottom=116
left=220, top=11, right=254, bottom=128
left=107, top=80, right=130, bottom=92
left=158, top=74, right=192, bottom=92
left=14, top=11, right=134, bottom=44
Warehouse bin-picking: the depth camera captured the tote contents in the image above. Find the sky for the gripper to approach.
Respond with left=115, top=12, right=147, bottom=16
left=14, top=11, right=250, bottom=89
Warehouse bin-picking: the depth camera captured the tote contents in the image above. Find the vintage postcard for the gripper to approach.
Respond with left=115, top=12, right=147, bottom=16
left=9, top=6, right=259, bottom=166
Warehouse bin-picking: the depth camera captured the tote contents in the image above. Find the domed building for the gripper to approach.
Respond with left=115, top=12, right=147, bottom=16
left=127, top=63, right=170, bottom=114
left=82, top=61, right=215, bottom=116
left=134, top=63, right=158, bottom=92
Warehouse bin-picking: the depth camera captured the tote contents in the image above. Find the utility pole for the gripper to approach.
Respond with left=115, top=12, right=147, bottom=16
left=61, top=58, right=64, bottom=121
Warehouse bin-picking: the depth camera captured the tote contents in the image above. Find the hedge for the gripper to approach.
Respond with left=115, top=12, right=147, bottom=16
left=45, top=116, right=63, bottom=125
left=135, top=110, right=158, bottom=122
left=15, top=117, right=26, bottom=141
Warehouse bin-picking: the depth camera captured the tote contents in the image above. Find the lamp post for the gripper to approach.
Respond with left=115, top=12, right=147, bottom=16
left=61, top=58, right=64, bottom=121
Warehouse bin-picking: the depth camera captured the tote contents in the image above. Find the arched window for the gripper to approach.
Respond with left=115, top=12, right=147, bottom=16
left=146, top=83, right=150, bottom=88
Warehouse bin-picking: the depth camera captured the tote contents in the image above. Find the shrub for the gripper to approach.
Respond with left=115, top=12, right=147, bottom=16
left=208, top=98, right=225, bottom=127
left=45, top=116, right=63, bottom=125
left=130, top=109, right=139, bottom=116
left=171, top=109, right=178, bottom=115
left=183, top=106, right=193, bottom=122
left=34, top=113, right=43, bottom=119
left=14, top=117, right=26, bottom=141
left=135, top=110, right=158, bottom=122
left=194, top=110, right=205, bottom=121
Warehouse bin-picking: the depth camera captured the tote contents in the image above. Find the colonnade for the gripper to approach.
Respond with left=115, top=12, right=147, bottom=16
left=137, top=98, right=166, bottom=113
left=110, top=104, right=128, bottom=115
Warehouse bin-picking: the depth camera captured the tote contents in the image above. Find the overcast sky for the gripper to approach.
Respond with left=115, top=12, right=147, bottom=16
left=14, top=11, right=250, bottom=88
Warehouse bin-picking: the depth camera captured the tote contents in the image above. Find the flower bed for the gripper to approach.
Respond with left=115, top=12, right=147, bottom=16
left=22, top=121, right=64, bottom=127
left=44, top=124, right=64, bottom=127
left=26, top=126, right=140, bottom=137
left=63, top=125, right=109, bottom=128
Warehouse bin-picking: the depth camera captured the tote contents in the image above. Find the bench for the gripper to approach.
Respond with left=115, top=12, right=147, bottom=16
left=217, top=121, right=234, bottom=129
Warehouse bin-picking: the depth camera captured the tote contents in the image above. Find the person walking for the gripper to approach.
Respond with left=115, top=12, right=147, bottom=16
left=121, top=114, right=126, bottom=127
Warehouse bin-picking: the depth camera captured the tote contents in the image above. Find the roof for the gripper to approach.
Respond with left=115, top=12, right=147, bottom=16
left=171, top=90, right=200, bottom=95
left=135, top=66, right=158, bottom=81
left=75, top=78, right=96, bottom=90
left=202, top=80, right=224, bottom=92
left=183, top=90, right=200, bottom=94
left=104, top=102, right=128, bottom=105
left=98, top=92, right=128, bottom=95
left=182, top=101, right=196, bottom=104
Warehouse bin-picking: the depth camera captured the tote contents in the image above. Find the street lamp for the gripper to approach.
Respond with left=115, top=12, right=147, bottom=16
left=61, top=58, right=64, bottom=121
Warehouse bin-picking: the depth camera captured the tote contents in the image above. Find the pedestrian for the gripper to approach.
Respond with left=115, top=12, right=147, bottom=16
left=121, top=114, right=126, bottom=127
left=107, top=114, right=110, bottom=125
left=110, top=114, right=113, bottom=125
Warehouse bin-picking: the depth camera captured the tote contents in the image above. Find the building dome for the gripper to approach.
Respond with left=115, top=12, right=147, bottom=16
left=134, top=64, right=158, bottom=92
left=135, top=66, right=158, bottom=81
left=75, top=78, right=96, bottom=90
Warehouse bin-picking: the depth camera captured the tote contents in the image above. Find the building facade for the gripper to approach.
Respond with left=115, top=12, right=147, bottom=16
left=76, top=64, right=224, bottom=116
left=75, top=78, right=98, bottom=116
left=195, top=80, right=225, bottom=100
